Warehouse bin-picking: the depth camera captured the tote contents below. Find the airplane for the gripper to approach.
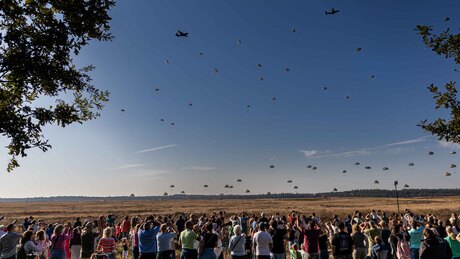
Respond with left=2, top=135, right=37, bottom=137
left=175, top=30, right=189, bottom=37
left=325, top=8, right=340, bottom=15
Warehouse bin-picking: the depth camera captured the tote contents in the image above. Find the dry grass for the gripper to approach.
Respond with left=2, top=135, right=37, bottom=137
left=1, top=196, right=459, bottom=223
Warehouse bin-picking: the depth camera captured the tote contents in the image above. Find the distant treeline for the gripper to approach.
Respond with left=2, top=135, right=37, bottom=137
left=1, top=188, right=460, bottom=203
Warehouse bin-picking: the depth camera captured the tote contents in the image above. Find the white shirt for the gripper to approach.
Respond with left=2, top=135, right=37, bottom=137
left=253, top=231, right=272, bottom=256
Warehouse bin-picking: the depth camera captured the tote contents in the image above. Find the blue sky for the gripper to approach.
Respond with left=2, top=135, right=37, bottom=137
left=1, top=0, right=460, bottom=198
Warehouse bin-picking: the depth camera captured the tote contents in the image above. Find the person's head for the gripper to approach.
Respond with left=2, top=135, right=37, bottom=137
left=185, top=221, right=194, bottom=230
left=352, top=224, right=361, bottom=233
left=22, top=230, right=34, bottom=244
left=103, top=227, right=113, bottom=238
left=233, top=225, right=241, bottom=236
left=380, top=221, right=387, bottom=229
left=160, top=224, right=168, bottom=233
left=338, top=222, right=345, bottom=232
left=54, top=224, right=64, bottom=236
left=374, top=236, right=382, bottom=244
left=36, top=230, right=45, bottom=241
left=423, top=228, right=435, bottom=239
left=6, top=224, right=15, bottom=232
left=205, top=223, right=213, bottom=233
left=259, top=222, right=267, bottom=231
left=411, top=221, right=418, bottom=229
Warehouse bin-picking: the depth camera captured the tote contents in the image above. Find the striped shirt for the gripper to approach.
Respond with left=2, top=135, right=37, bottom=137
left=97, top=238, right=116, bottom=253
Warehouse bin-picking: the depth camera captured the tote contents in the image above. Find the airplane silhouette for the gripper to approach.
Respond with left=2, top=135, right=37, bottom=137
left=325, top=8, right=340, bottom=15
left=175, top=30, right=188, bottom=37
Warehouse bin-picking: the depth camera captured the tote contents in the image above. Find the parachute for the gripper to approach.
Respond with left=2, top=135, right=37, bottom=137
left=293, top=186, right=298, bottom=189
left=341, top=170, right=347, bottom=174
left=287, top=180, right=292, bottom=183
left=306, top=165, right=312, bottom=169
left=404, top=184, right=409, bottom=188
left=354, top=162, right=360, bottom=165
left=333, top=188, right=338, bottom=192
left=374, top=180, right=379, bottom=184
left=382, top=167, right=389, bottom=171
left=408, top=163, right=415, bottom=166
left=365, top=166, right=372, bottom=170
left=237, top=179, right=242, bottom=182
left=450, top=164, right=456, bottom=168
left=428, top=151, right=434, bottom=155
left=245, top=189, right=250, bottom=193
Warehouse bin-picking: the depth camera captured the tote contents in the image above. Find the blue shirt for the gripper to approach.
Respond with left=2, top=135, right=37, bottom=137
left=138, top=226, right=160, bottom=253
left=408, top=226, right=424, bottom=249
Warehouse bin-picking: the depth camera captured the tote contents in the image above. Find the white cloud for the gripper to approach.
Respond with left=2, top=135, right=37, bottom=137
left=383, top=136, right=429, bottom=147
left=384, top=147, right=414, bottom=155
left=110, top=164, right=146, bottom=170
left=438, top=140, right=460, bottom=149
left=136, top=144, right=177, bottom=154
left=299, top=150, right=318, bottom=157
left=181, top=166, right=216, bottom=171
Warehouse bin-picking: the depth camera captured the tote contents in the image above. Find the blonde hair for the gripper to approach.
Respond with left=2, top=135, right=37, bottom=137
left=446, top=226, right=456, bottom=240
left=233, top=225, right=241, bottom=235
left=103, top=227, right=113, bottom=238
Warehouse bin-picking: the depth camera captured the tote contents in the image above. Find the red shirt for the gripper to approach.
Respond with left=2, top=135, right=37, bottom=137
left=303, top=228, right=322, bottom=254
left=121, top=220, right=131, bottom=233
left=98, top=237, right=116, bottom=253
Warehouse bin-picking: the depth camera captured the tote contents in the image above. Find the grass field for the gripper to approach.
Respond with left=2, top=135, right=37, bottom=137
left=1, top=196, right=459, bottom=223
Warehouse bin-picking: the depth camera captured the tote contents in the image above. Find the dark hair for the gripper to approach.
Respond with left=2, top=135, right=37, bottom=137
left=6, top=224, right=15, bottom=232
left=338, top=222, right=345, bottom=230
left=21, top=230, right=34, bottom=244
left=205, top=223, right=213, bottom=232
left=185, top=221, right=194, bottom=229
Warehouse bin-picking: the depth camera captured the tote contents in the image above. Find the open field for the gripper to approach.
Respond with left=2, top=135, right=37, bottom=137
left=1, top=196, right=459, bottom=223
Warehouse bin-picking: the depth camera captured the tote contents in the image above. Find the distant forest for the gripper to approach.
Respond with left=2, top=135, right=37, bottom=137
left=1, top=188, right=460, bottom=203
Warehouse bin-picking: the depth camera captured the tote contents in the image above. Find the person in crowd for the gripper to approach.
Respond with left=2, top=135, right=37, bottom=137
left=269, top=220, right=286, bottom=259
left=364, top=221, right=381, bottom=256
left=179, top=221, right=198, bottom=259
left=121, top=238, right=129, bottom=259
left=253, top=222, right=272, bottom=259
left=96, top=227, right=116, bottom=259
left=408, top=220, right=424, bottom=259
left=419, top=228, right=439, bottom=259
left=79, top=222, right=96, bottom=259
left=351, top=224, right=366, bottom=259
left=35, top=230, right=50, bottom=259
left=69, top=227, right=81, bottom=259
left=371, top=236, right=389, bottom=259
left=298, top=220, right=321, bottom=259
left=289, top=243, right=302, bottom=259
left=138, top=218, right=161, bottom=259
left=156, top=223, right=177, bottom=259
left=0, top=223, right=23, bottom=259
left=21, top=230, right=44, bottom=257
left=50, top=224, right=72, bottom=259
left=445, top=226, right=460, bottom=259
left=228, top=225, right=245, bottom=259
left=331, top=222, right=354, bottom=259
left=200, top=223, right=218, bottom=259
left=132, top=222, right=141, bottom=259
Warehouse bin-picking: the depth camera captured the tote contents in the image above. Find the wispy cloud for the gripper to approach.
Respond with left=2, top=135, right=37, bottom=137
left=136, top=144, right=177, bottom=154
left=299, top=150, right=318, bottom=157
left=300, top=136, right=428, bottom=159
left=181, top=166, right=216, bottom=171
left=438, top=140, right=460, bottom=149
left=382, top=136, right=430, bottom=147
left=110, top=164, right=146, bottom=170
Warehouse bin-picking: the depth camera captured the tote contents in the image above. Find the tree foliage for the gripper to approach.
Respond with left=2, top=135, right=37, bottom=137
left=0, top=0, right=115, bottom=172
left=416, top=25, right=460, bottom=143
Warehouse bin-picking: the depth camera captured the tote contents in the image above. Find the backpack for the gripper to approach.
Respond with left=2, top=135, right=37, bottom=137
left=437, top=237, right=452, bottom=259
left=338, top=233, right=351, bottom=252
